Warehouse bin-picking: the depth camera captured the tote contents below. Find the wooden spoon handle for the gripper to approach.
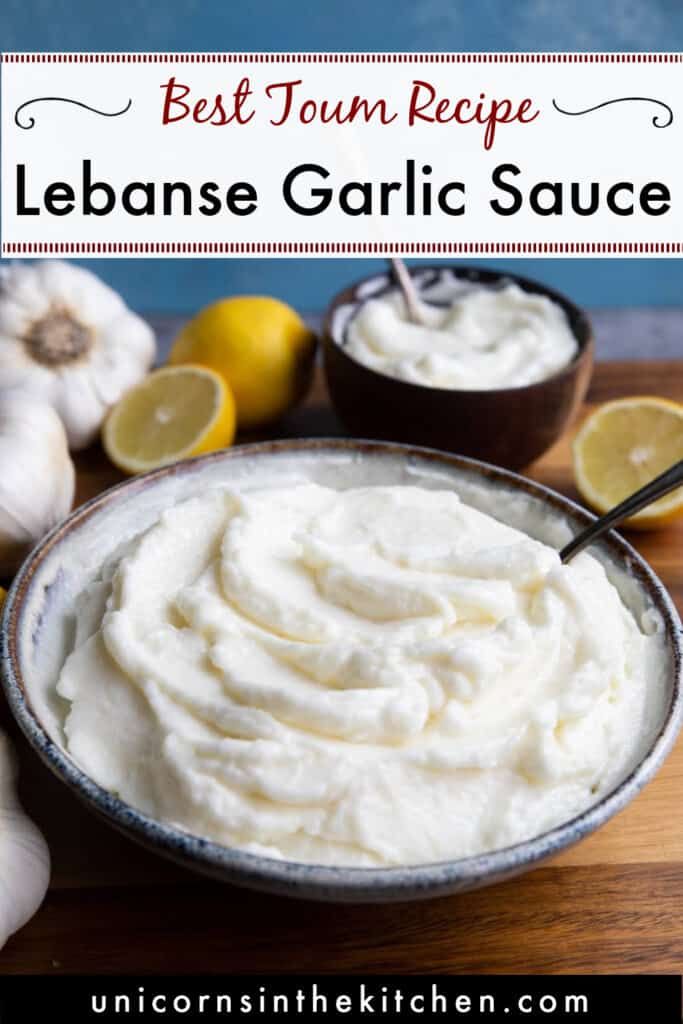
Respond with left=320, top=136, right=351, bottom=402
left=389, top=259, right=426, bottom=326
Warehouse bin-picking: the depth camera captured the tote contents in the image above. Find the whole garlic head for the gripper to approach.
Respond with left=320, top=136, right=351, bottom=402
left=0, top=261, right=156, bottom=450
left=0, top=730, right=50, bottom=949
left=0, top=392, right=75, bottom=575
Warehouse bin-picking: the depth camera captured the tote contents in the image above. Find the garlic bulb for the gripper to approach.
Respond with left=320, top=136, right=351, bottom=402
left=0, top=730, right=50, bottom=949
left=0, top=261, right=156, bottom=450
left=0, top=392, right=75, bottom=575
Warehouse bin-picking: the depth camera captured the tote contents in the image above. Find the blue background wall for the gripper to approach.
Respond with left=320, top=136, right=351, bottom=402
left=2, top=0, right=682, bottom=314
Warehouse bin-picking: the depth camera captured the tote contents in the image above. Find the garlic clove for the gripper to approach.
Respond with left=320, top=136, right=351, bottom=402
left=39, top=260, right=125, bottom=327
left=0, top=732, right=50, bottom=949
left=90, top=317, right=159, bottom=408
left=0, top=266, right=50, bottom=324
left=51, top=365, right=111, bottom=453
left=0, top=297, right=34, bottom=339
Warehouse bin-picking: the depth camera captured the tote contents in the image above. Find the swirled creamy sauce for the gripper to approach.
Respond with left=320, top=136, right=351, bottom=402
left=57, top=482, right=652, bottom=866
left=344, top=281, right=578, bottom=389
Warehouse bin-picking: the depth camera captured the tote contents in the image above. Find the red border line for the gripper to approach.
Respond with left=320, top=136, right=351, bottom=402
left=3, top=242, right=681, bottom=254
left=1, top=52, right=682, bottom=63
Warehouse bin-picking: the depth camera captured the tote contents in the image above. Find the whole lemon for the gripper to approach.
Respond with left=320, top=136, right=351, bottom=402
left=169, top=297, right=316, bottom=430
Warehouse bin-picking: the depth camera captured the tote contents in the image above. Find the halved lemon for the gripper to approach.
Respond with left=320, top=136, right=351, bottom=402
left=103, top=365, right=236, bottom=475
left=573, top=396, right=683, bottom=529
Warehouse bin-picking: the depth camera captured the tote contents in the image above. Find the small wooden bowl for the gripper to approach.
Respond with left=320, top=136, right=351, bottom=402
left=323, top=265, right=594, bottom=469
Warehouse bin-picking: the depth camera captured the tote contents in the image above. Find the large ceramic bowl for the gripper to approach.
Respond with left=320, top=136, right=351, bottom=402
left=1, top=440, right=681, bottom=903
left=323, top=265, right=594, bottom=469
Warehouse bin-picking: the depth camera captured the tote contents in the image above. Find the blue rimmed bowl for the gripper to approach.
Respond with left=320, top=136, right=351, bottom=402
left=1, top=439, right=681, bottom=903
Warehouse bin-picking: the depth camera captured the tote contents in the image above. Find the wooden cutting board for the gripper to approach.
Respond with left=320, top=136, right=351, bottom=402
left=1, top=358, right=682, bottom=975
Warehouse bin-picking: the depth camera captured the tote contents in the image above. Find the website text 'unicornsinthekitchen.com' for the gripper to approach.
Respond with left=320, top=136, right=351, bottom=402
left=1, top=976, right=676, bottom=1023
left=88, top=981, right=590, bottom=1017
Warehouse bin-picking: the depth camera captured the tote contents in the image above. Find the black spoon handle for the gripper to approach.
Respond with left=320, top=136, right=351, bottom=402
left=560, top=459, right=683, bottom=563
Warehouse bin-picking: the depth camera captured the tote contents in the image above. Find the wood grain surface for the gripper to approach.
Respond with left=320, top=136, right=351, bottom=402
left=1, top=359, right=682, bottom=975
